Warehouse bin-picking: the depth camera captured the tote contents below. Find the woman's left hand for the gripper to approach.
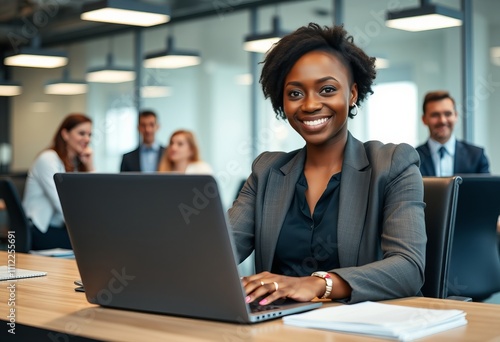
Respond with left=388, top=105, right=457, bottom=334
left=241, top=271, right=325, bottom=305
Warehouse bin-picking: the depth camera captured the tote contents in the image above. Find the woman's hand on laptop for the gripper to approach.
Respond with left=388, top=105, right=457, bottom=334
left=241, top=271, right=327, bottom=305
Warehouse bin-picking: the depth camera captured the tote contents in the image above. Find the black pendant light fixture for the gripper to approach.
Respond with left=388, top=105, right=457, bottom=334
left=4, top=36, right=68, bottom=69
left=81, top=0, right=170, bottom=27
left=386, top=0, right=463, bottom=32
left=144, top=36, right=201, bottom=69
left=45, top=68, right=88, bottom=95
left=243, top=15, right=288, bottom=53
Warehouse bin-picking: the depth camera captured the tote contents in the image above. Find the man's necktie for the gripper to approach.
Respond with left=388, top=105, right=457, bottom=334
left=439, top=146, right=446, bottom=159
left=439, top=146, right=446, bottom=176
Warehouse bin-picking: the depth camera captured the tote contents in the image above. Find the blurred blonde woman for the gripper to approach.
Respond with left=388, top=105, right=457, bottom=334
left=158, top=130, right=213, bottom=174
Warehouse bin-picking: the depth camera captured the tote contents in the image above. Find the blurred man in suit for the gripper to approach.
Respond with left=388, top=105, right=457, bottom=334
left=120, top=110, right=164, bottom=172
left=416, top=91, right=490, bottom=176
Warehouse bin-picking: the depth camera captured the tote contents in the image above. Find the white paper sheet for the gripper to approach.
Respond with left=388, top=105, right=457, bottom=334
left=283, top=301, right=467, bottom=341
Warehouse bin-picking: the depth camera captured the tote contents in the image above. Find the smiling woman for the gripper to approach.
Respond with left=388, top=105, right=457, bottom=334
left=229, top=23, right=426, bottom=306
left=22, top=114, right=93, bottom=251
left=157, top=129, right=213, bottom=174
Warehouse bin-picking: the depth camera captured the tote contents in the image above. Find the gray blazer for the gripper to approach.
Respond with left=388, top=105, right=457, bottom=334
left=228, top=133, right=426, bottom=303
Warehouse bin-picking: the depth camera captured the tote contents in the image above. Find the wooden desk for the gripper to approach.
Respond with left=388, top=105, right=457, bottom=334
left=1, top=251, right=500, bottom=341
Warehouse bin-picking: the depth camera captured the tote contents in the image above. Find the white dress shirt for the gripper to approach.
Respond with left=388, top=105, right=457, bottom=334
left=22, top=150, right=66, bottom=233
left=428, top=136, right=456, bottom=177
left=140, top=142, right=160, bottom=172
left=186, top=161, right=213, bottom=174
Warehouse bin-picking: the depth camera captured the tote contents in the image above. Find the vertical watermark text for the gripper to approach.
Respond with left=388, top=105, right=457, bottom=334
left=6, top=231, right=16, bottom=335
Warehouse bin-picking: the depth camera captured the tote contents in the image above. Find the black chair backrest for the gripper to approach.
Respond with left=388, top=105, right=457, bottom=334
left=448, top=175, right=500, bottom=301
left=0, top=177, right=32, bottom=253
left=7, top=172, right=28, bottom=200
left=421, top=176, right=462, bottom=298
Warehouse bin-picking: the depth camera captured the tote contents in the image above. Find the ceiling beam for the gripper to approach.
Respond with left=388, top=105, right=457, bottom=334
left=2, top=0, right=305, bottom=49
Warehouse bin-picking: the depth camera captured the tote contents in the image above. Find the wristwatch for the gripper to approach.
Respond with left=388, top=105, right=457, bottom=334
left=311, top=271, right=333, bottom=299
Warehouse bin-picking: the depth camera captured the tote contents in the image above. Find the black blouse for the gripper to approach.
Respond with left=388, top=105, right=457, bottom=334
left=271, top=171, right=341, bottom=276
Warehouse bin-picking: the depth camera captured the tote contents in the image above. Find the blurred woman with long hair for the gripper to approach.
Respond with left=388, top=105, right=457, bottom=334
left=23, top=113, right=93, bottom=250
left=158, top=130, right=212, bottom=174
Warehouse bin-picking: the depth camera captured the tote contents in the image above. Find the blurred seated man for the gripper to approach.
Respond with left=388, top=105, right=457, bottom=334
left=415, top=90, right=490, bottom=176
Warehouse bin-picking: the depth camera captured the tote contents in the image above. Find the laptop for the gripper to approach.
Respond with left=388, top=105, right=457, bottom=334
left=54, top=173, right=322, bottom=323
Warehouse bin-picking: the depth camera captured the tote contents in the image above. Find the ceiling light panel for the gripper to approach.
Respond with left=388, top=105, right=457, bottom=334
left=81, top=0, right=170, bottom=27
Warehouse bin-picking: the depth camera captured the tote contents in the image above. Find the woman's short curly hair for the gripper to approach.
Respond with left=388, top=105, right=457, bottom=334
left=260, top=23, right=376, bottom=120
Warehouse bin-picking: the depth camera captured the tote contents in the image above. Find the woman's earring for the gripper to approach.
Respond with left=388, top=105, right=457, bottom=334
left=350, top=103, right=359, bottom=116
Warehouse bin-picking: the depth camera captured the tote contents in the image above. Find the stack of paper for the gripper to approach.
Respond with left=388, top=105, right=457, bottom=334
left=0, top=266, right=47, bottom=281
left=283, top=301, right=467, bottom=341
left=30, top=248, right=74, bottom=258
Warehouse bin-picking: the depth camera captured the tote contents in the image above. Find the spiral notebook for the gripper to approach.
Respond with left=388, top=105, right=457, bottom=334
left=0, top=266, right=47, bottom=281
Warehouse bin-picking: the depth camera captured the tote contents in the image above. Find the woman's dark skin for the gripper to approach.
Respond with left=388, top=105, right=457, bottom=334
left=242, top=50, right=356, bottom=305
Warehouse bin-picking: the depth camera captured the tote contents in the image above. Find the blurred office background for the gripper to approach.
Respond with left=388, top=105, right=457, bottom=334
left=0, top=0, right=499, bottom=209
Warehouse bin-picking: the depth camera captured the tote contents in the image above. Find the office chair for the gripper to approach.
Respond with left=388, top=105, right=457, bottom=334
left=421, top=176, right=462, bottom=299
left=0, top=177, right=32, bottom=253
left=7, top=172, right=28, bottom=200
left=447, top=175, right=500, bottom=302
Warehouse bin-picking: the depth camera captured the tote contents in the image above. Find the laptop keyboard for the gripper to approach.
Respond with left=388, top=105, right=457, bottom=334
left=249, top=302, right=282, bottom=313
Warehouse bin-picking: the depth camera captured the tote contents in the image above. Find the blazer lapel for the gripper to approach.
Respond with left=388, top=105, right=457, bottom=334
left=132, top=149, right=141, bottom=171
left=337, top=134, right=371, bottom=267
left=454, top=140, right=465, bottom=173
left=419, top=143, right=435, bottom=176
left=260, top=149, right=305, bottom=271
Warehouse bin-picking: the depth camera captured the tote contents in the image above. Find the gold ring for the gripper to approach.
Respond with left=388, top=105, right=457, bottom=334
left=273, top=281, right=279, bottom=291
left=260, top=281, right=265, bottom=286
